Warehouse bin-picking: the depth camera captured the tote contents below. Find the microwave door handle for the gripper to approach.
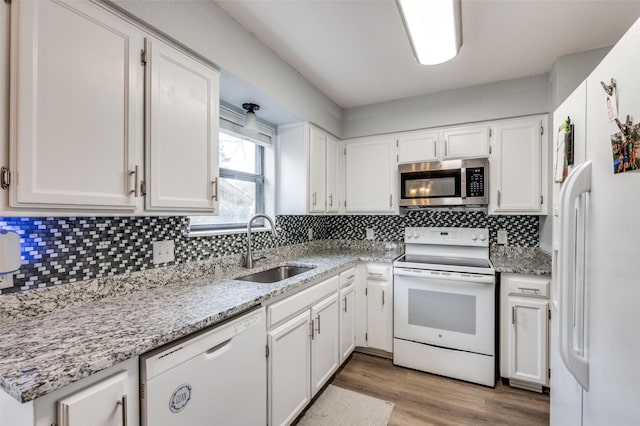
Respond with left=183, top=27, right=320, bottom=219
left=460, top=167, right=467, bottom=199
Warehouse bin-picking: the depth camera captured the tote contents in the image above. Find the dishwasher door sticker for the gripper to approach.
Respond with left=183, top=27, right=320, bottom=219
left=169, top=384, right=192, bottom=413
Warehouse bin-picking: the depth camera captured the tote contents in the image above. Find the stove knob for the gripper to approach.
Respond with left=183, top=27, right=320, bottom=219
left=471, top=233, right=478, bottom=241
left=479, top=233, right=487, bottom=241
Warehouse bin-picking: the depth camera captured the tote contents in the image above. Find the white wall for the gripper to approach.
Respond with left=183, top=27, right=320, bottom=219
left=539, top=47, right=610, bottom=252
left=341, top=73, right=549, bottom=138
left=111, top=0, right=342, bottom=135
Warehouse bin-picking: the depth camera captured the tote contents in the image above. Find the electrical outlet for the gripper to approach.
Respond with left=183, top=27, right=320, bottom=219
left=307, top=228, right=313, bottom=241
left=152, top=240, right=175, bottom=265
left=0, top=274, right=13, bottom=290
left=365, top=228, right=375, bottom=240
left=497, top=230, right=508, bottom=245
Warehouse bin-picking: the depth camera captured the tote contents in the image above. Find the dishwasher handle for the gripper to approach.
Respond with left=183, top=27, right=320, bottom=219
left=205, top=338, right=232, bottom=355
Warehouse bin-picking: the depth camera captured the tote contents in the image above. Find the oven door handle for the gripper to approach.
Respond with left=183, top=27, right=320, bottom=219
left=394, top=268, right=494, bottom=284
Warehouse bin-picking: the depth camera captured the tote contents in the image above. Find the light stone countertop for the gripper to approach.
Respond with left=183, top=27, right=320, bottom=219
left=490, top=246, right=552, bottom=276
left=0, top=248, right=401, bottom=403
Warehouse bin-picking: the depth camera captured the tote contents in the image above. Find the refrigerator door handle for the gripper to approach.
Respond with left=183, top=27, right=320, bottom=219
left=558, top=160, right=591, bottom=391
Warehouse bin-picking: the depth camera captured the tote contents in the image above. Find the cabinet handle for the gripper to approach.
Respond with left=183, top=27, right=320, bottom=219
left=389, top=193, right=392, bottom=208
left=129, top=165, right=139, bottom=197
left=382, top=290, right=385, bottom=306
left=347, top=274, right=356, bottom=281
left=313, top=192, right=317, bottom=207
left=518, top=287, right=540, bottom=294
left=512, top=306, right=515, bottom=325
left=497, top=190, right=501, bottom=207
left=116, top=395, right=127, bottom=426
left=329, top=194, right=333, bottom=207
left=212, top=178, right=218, bottom=201
left=433, top=140, right=437, bottom=158
left=309, top=320, right=315, bottom=340
left=444, top=140, right=448, bottom=157
left=316, top=315, right=321, bottom=334
left=343, top=296, right=348, bottom=313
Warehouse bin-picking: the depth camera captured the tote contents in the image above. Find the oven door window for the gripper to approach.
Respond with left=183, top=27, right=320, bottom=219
left=401, top=170, right=461, bottom=199
left=408, top=289, right=476, bottom=334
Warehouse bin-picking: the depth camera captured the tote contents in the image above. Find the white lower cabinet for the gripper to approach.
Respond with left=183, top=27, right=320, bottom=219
left=56, top=372, right=128, bottom=426
left=3, top=357, right=141, bottom=426
left=310, top=293, right=340, bottom=395
left=267, top=275, right=340, bottom=426
left=508, top=298, right=549, bottom=385
left=357, top=263, right=393, bottom=353
left=339, top=283, right=356, bottom=363
left=268, top=310, right=313, bottom=426
left=500, top=273, right=550, bottom=390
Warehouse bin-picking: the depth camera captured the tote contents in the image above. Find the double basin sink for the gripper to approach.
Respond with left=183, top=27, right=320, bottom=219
left=236, top=265, right=316, bottom=283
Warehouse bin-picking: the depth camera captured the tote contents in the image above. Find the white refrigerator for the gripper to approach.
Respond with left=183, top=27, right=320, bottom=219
left=551, top=16, right=640, bottom=426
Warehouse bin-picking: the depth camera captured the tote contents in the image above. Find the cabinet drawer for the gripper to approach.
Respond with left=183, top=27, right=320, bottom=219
left=267, top=275, right=339, bottom=328
left=339, top=267, right=356, bottom=288
left=366, top=264, right=390, bottom=282
left=507, top=275, right=550, bottom=298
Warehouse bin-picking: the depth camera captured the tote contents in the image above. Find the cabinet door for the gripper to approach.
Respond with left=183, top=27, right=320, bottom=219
left=490, top=118, right=543, bottom=213
left=145, top=37, right=220, bottom=212
left=508, top=299, right=549, bottom=385
left=398, top=130, right=439, bottom=163
left=442, top=125, right=490, bottom=160
left=308, top=126, right=326, bottom=213
left=325, top=136, right=340, bottom=213
left=339, top=284, right=356, bottom=363
left=366, top=280, right=393, bottom=352
left=310, top=293, right=340, bottom=396
left=10, top=0, right=142, bottom=210
left=345, top=137, right=396, bottom=213
left=268, top=311, right=311, bottom=426
left=57, top=372, right=127, bottom=426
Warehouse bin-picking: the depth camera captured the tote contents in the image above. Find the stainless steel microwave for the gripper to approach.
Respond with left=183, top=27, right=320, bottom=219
left=398, top=158, right=489, bottom=207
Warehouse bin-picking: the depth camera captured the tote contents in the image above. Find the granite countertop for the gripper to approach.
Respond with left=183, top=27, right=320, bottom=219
left=490, top=246, right=552, bottom=276
left=0, top=248, right=401, bottom=403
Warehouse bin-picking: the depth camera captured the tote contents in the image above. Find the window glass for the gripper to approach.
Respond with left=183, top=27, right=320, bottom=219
left=190, top=131, right=265, bottom=231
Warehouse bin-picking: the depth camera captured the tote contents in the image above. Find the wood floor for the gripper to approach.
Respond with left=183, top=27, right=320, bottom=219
left=330, top=352, right=550, bottom=426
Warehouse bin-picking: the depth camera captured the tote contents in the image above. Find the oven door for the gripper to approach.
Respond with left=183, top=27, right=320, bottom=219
left=394, top=267, right=495, bottom=356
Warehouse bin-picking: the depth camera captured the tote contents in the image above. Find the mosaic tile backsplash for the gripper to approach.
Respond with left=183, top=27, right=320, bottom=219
left=0, top=211, right=538, bottom=294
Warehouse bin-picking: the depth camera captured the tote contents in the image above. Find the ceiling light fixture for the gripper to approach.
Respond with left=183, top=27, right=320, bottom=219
left=397, top=0, right=462, bottom=65
left=242, top=102, right=260, bottom=134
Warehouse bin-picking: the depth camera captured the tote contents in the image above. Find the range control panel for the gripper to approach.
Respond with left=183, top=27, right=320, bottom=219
left=404, top=227, right=489, bottom=247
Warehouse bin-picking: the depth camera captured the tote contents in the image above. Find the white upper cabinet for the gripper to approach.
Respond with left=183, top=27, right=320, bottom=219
left=442, top=125, right=491, bottom=160
left=489, top=116, right=548, bottom=215
left=9, top=0, right=143, bottom=210
left=344, top=136, right=396, bottom=213
left=325, top=136, right=340, bottom=213
left=308, top=126, right=327, bottom=213
left=397, top=130, right=438, bottom=163
left=144, top=37, right=220, bottom=212
left=278, top=123, right=342, bottom=215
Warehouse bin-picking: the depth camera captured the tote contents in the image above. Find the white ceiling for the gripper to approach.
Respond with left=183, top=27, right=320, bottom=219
left=215, top=0, right=640, bottom=109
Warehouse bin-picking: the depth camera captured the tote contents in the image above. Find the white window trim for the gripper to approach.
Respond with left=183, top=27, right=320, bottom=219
left=188, top=106, right=276, bottom=236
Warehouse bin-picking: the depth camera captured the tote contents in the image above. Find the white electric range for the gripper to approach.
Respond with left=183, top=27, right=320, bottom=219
left=393, top=227, right=497, bottom=387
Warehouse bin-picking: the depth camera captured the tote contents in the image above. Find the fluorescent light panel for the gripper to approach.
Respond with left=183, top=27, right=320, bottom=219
left=397, top=0, right=462, bottom=65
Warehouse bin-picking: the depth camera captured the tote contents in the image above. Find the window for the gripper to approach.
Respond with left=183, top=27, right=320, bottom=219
left=190, top=130, right=266, bottom=231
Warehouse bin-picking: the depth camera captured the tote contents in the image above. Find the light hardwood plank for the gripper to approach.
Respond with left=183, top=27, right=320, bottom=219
left=330, top=352, right=549, bottom=426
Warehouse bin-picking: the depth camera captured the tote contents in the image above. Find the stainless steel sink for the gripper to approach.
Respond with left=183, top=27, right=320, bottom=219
left=236, top=265, right=316, bottom=283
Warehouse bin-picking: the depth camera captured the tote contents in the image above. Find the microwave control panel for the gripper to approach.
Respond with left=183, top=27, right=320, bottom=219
left=466, top=167, right=485, bottom=197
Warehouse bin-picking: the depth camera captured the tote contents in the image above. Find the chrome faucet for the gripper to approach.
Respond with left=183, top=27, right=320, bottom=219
left=245, top=214, right=279, bottom=268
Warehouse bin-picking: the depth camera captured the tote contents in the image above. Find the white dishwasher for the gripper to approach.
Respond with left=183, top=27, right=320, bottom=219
left=140, top=307, right=266, bottom=426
